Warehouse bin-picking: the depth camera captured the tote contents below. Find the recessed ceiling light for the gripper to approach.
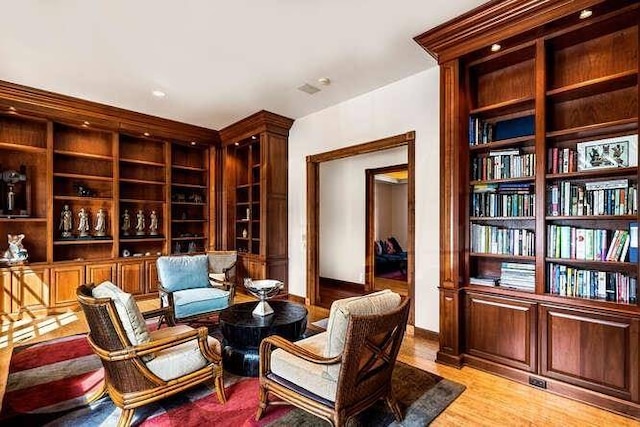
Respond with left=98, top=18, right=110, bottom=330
left=579, top=9, right=592, bottom=19
left=234, top=142, right=240, bottom=146
left=251, top=135, right=257, bottom=140
left=8, top=106, right=16, bottom=111
left=318, top=77, right=331, bottom=86
left=490, top=43, right=501, bottom=52
left=190, top=141, right=197, bottom=146
left=143, top=132, right=150, bottom=137
left=83, top=121, right=90, bottom=126
left=152, top=90, right=166, bottom=98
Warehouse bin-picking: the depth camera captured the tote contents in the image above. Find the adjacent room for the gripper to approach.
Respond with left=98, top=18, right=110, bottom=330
left=0, top=0, right=638, bottom=425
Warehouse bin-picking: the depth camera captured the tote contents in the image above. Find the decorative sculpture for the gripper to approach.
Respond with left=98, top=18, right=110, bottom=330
left=59, top=204, right=73, bottom=238
left=149, top=210, right=159, bottom=235
left=121, top=209, right=131, bottom=236
left=0, top=165, right=29, bottom=217
left=244, top=279, right=284, bottom=316
left=187, top=241, right=197, bottom=253
left=135, top=209, right=145, bottom=235
left=1, top=233, right=28, bottom=265
left=94, top=208, right=107, bottom=237
left=78, top=208, right=90, bottom=237
left=74, top=182, right=95, bottom=197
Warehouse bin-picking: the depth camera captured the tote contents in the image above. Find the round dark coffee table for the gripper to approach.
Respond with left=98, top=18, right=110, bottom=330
left=219, top=300, right=308, bottom=377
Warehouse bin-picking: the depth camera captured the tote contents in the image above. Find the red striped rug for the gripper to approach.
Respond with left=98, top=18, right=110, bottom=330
left=0, top=334, right=464, bottom=426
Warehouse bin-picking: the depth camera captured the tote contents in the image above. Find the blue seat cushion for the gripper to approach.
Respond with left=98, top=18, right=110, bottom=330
left=174, top=287, right=230, bottom=319
left=157, top=255, right=209, bottom=292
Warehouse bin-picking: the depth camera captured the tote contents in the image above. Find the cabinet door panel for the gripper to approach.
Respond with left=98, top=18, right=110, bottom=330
left=145, top=260, right=158, bottom=294
left=0, top=270, right=13, bottom=315
left=540, top=305, right=639, bottom=401
left=118, top=261, right=145, bottom=295
left=15, top=267, right=49, bottom=310
left=465, top=292, right=537, bottom=372
left=51, top=265, right=84, bottom=306
left=86, top=263, right=116, bottom=285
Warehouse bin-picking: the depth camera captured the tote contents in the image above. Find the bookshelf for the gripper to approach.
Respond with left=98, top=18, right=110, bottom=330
left=417, top=0, right=639, bottom=418
left=0, top=79, right=217, bottom=318
left=220, top=111, right=293, bottom=289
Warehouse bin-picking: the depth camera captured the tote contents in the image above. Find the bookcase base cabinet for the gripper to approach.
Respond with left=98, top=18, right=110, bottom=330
left=445, top=289, right=640, bottom=418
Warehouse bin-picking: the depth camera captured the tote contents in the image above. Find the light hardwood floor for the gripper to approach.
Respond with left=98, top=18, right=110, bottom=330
left=0, top=296, right=637, bottom=426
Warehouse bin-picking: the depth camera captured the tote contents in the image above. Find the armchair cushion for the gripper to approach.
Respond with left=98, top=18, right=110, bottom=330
left=146, top=324, right=222, bottom=381
left=270, top=332, right=337, bottom=402
left=325, top=289, right=401, bottom=380
left=157, top=255, right=209, bottom=292
left=173, top=287, right=230, bottom=320
left=92, top=281, right=151, bottom=346
left=209, top=272, right=227, bottom=283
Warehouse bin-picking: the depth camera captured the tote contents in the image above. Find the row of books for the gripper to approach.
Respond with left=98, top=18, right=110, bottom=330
left=471, top=192, right=535, bottom=217
left=548, top=263, right=637, bottom=304
left=468, top=115, right=535, bottom=146
left=500, top=262, right=535, bottom=291
left=547, top=147, right=578, bottom=174
left=469, top=262, right=535, bottom=291
left=470, top=224, right=535, bottom=256
left=471, top=151, right=535, bottom=181
left=547, top=180, right=637, bottom=217
left=547, top=226, right=630, bottom=262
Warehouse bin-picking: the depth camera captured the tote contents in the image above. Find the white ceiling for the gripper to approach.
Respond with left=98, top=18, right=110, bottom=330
left=0, top=0, right=485, bottom=130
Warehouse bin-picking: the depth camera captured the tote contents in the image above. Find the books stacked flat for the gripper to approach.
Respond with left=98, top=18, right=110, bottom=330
left=500, top=262, right=535, bottom=292
left=469, top=277, right=499, bottom=287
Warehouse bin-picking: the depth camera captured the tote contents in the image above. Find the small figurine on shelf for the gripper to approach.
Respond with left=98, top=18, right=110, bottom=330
left=78, top=208, right=90, bottom=237
left=135, top=209, right=145, bottom=235
left=0, top=233, right=28, bottom=265
left=189, top=193, right=203, bottom=204
left=242, top=228, right=248, bottom=238
left=121, top=209, right=131, bottom=236
left=246, top=208, right=251, bottom=220
left=181, top=211, right=187, bottom=220
left=94, top=208, right=107, bottom=237
left=187, top=241, right=197, bottom=254
left=149, top=210, right=159, bottom=236
left=74, top=182, right=95, bottom=197
left=59, top=204, right=73, bottom=238
left=174, top=242, right=182, bottom=254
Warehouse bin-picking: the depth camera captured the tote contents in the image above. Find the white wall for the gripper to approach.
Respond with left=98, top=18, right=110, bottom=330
left=288, top=67, right=441, bottom=332
left=318, top=147, right=407, bottom=283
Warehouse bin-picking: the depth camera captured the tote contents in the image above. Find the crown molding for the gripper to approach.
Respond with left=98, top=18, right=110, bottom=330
left=414, top=0, right=606, bottom=64
left=219, top=110, right=295, bottom=144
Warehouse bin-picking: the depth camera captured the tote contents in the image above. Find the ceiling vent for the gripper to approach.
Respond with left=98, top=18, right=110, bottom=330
left=297, top=83, right=321, bottom=95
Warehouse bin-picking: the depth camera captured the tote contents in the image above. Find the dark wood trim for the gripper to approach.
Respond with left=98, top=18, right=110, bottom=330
left=319, top=276, right=365, bottom=293
left=365, top=164, right=408, bottom=294
left=0, top=79, right=219, bottom=142
left=306, top=132, right=416, bottom=324
left=414, top=326, right=439, bottom=342
left=414, top=0, right=606, bottom=64
left=219, top=110, right=294, bottom=143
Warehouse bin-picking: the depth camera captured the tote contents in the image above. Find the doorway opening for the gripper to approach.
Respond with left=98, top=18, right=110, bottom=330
left=366, top=164, right=408, bottom=296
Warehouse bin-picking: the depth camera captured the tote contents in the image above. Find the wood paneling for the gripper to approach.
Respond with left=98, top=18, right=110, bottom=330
left=465, top=293, right=537, bottom=372
left=437, top=288, right=461, bottom=366
left=14, top=267, right=49, bottom=312
left=145, top=260, right=158, bottom=294
left=117, top=260, right=145, bottom=295
left=540, top=305, right=639, bottom=401
left=51, top=265, right=84, bottom=307
left=86, top=262, right=116, bottom=285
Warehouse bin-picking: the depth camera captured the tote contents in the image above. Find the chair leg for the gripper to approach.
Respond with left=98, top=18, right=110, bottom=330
left=385, top=392, right=403, bottom=422
left=214, top=371, right=227, bottom=404
left=117, top=408, right=135, bottom=427
left=255, top=383, right=269, bottom=420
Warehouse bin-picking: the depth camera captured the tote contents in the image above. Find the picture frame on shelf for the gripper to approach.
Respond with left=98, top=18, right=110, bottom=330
left=577, top=134, right=638, bottom=171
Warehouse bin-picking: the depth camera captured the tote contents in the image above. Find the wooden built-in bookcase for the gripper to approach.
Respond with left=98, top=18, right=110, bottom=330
left=0, top=80, right=218, bottom=319
left=220, top=111, right=293, bottom=291
left=416, top=0, right=639, bottom=418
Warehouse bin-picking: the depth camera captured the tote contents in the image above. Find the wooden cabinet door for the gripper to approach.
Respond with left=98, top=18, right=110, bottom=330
left=117, top=261, right=145, bottom=295
left=540, top=305, right=639, bottom=402
left=14, top=267, right=49, bottom=311
left=86, top=263, right=116, bottom=285
left=51, top=265, right=84, bottom=307
left=145, top=260, right=158, bottom=294
left=465, top=292, right=537, bottom=372
left=238, top=255, right=266, bottom=281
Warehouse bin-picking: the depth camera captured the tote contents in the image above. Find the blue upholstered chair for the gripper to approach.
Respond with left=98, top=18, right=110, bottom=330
left=156, top=254, right=235, bottom=325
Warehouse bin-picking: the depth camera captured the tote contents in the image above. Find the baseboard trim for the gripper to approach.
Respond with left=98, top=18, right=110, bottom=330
left=287, top=294, right=305, bottom=304
left=414, top=326, right=439, bottom=341
left=319, top=276, right=364, bottom=293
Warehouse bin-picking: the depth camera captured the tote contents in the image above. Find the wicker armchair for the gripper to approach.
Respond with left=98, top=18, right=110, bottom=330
left=77, top=283, right=226, bottom=427
left=256, top=291, right=410, bottom=426
left=207, top=250, right=238, bottom=286
left=156, top=254, right=235, bottom=325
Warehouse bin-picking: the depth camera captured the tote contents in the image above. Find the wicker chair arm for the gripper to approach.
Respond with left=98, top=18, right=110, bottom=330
left=260, top=335, right=342, bottom=366
left=89, top=326, right=219, bottom=362
left=222, top=260, right=237, bottom=274
left=141, top=306, right=171, bottom=320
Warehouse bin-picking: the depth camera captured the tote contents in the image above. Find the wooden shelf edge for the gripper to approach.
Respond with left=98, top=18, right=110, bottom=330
left=470, top=177, right=535, bottom=185
left=0, top=141, right=46, bottom=153
left=470, top=216, right=535, bottom=221
left=469, top=96, right=535, bottom=116
left=172, top=164, right=206, bottom=172
left=172, top=236, right=206, bottom=241
left=546, top=166, right=637, bottom=180
left=54, top=149, right=113, bottom=161
left=54, top=195, right=113, bottom=202
left=469, top=253, right=535, bottom=261
left=172, top=183, right=207, bottom=189
left=547, top=70, right=638, bottom=101
left=54, top=238, right=114, bottom=245
left=54, top=172, right=114, bottom=182
left=120, top=178, right=165, bottom=185
left=469, top=135, right=535, bottom=151
left=121, top=198, right=166, bottom=204
left=546, top=215, right=637, bottom=220
left=545, top=258, right=637, bottom=270
left=0, top=217, right=47, bottom=222
left=119, top=157, right=165, bottom=167
left=546, top=119, right=638, bottom=141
